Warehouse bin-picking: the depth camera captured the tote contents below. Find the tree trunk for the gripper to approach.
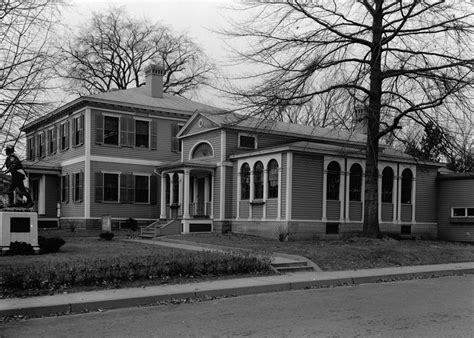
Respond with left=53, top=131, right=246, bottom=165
left=363, top=1, right=383, bottom=238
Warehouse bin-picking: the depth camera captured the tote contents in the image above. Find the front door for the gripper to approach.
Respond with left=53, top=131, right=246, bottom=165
left=196, top=177, right=206, bottom=217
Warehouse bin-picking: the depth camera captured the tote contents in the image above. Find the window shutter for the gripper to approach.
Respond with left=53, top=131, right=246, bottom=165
left=31, top=137, right=36, bottom=160
left=95, top=172, right=103, bottom=202
left=65, top=121, right=70, bottom=150
left=128, top=174, right=135, bottom=203
left=96, top=114, right=103, bottom=144
left=128, top=118, right=134, bottom=147
left=40, top=133, right=45, bottom=157
left=120, top=174, right=128, bottom=203
left=170, top=123, right=179, bottom=152
left=151, top=121, right=157, bottom=150
left=150, top=175, right=157, bottom=205
left=65, top=174, right=69, bottom=203
left=79, top=115, right=84, bottom=145
left=52, top=126, right=57, bottom=153
left=79, top=171, right=84, bottom=202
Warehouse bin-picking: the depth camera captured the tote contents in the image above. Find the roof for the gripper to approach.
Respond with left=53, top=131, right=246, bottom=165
left=23, top=87, right=217, bottom=132
left=183, top=110, right=367, bottom=146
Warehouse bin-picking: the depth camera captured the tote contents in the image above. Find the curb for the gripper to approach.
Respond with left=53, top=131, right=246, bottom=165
left=1, top=266, right=473, bottom=318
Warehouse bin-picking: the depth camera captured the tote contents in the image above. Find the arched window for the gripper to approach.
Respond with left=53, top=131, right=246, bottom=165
left=326, top=161, right=340, bottom=200
left=254, top=161, right=264, bottom=199
left=349, top=163, right=363, bottom=201
left=240, top=163, right=250, bottom=200
left=381, top=167, right=394, bottom=203
left=268, top=159, right=279, bottom=198
left=401, top=169, right=413, bottom=204
left=172, top=173, right=179, bottom=204
left=191, top=142, right=213, bottom=159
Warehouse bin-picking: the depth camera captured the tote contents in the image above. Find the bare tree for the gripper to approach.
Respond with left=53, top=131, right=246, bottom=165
left=0, top=0, right=60, bottom=154
left=224, top=1, right=473, bottom=237
left=59, top=7, right=214, bottom=98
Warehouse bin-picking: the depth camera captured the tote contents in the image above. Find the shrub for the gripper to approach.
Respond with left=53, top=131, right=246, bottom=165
left=99, top=232, right=114, bottom=241
left=125, top=217, right=138, bottom=231
left=0, top=251, right=272, bottom=296
left=38, top=236, right=66, bottom=254
left=8, top=241, right=34, bottom=256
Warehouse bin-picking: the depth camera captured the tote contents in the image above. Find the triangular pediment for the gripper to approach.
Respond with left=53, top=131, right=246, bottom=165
left=178, top=111, right=220, bottom=137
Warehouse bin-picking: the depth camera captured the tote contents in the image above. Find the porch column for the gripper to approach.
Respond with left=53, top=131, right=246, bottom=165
left=178, top=173, right=183, bottom=214
left=277, top=167, right=282, bottom=220
left=377, top=172, right=382, bottom=223
left=204, top=175, right=210, bottom=216
left=160, top=173, right=167, bottom=219
left=263, top=168, right=268, bottom=219
left=393, top=173, right=398, bottom=223
left=236, top=169, right=241, bottom=219
left=339, top=169, right=346, bottom=221
left=322, top=169, right=327, bottom=221
left=397, top=174, right=402, bottom=223
left=183, top=169, right=190, bottom=219
left=345, top=170, right=350, bottom=222
left=411, top=175, right=416, bottom=222
left=169, top=173, right=175, bottom=211
left=249, top=169, right=254, bottom=219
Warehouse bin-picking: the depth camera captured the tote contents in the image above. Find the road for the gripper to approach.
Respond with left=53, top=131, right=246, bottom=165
left=1, top=275, right=473, bottom=337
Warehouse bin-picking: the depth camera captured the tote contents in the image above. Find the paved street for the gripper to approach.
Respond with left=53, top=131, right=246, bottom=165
left=1, top=275, right=473, bottom=337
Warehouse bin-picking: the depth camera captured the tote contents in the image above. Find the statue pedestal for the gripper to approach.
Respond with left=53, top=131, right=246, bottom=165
left=0, top=210, right=39, bottom=254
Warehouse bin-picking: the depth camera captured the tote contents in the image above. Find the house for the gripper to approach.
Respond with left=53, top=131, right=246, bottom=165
left=20, top=65, right=473, bottom=241
left=155, top=110, right=443, bottom=240
left=21, top=64, right=215, bottom=229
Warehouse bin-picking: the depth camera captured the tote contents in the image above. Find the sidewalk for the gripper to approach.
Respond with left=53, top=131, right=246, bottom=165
left=1, top=239, right=473, bottom=318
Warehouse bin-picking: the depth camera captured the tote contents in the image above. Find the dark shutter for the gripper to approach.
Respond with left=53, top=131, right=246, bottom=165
left=128, top=174, right=135, bottom=203
left=151, top=121, right=157, bottom=150
left=65, top=174, right=69, bottom=203
left=96, top=114, right=103, bottom=144
left=52, top=126, right=57, bottom=154
left=150, top=175, right=158, bottom=205
left=95, top=172, right=103, bottom=202
left=170, top=123, right=179, bottom=152
left=65, top=121, right=70, bottom=150
left=79, top=114, right=84, bottom=145
left=79, top=171, right=84, bottom=202
left=120, top=174, right=128, bottom=203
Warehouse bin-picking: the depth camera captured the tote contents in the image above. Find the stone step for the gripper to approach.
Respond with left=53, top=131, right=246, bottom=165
left=272, top=261, right=309, bottom=268
left=274, top=265, right=315, bottom=273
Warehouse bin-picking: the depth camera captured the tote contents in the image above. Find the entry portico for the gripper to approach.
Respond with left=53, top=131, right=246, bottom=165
left=157, top=161, right=215, bottom=233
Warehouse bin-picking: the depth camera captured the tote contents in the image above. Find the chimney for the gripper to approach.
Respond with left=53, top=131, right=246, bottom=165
left=144, top=63, right=165, bottom=98
left=354, top=104, right=367, bottom=134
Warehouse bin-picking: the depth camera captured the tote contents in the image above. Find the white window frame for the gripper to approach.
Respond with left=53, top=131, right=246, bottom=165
left=133, top=172, right=151, bottom=204
left=101, top=171, right=121, bottom=202
left=451, top=207, right=474, bottom=218
left=134, top=117, right=151, bottom=149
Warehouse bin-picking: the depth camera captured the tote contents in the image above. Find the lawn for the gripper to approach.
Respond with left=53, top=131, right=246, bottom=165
left=0, top=230, right=272, bottom=298
left=165, top=233, right=474, bottom=271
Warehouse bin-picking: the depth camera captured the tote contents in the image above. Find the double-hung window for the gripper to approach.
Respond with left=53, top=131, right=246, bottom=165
left=104, top=116, right=119, bottom=145
left=61, top=174, right=69, bottom=203
left=135, top=120, right=149, bottom=148
left=103, top=173, right=119, bottom=202
left=73, top=114, right=84, bottom=147
left=73, top=172, right=84, bottom=202
left=47, top=127, right=57, bottom=155
left=135, top=175, right=149, bottom=203
left=60, top=121, right=70, bottom=151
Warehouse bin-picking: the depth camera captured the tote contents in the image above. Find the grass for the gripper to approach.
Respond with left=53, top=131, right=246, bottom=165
left=165, top=232, right=474, bottom=271
left=0, top=229, right=272, bottom=298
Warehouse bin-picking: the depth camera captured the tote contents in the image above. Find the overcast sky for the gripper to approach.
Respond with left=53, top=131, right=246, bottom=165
left=61, top=0, right=241, bottom=107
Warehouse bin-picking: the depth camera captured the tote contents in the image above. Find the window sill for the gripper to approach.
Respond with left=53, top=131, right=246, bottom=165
left=449, top=217, right=474, bottom=224
left=250, top=200, right=265, bottom=206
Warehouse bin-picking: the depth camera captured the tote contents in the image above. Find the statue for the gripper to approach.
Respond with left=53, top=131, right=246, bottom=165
left=1, top=144, right=34, bottom=209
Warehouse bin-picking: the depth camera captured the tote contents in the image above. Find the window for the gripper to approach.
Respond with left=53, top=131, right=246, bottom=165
left=135, top=175, right=149, bottom=203
left=326, top=161, right=340, bottom=200
left=268, top=159, right=279, bottom=198
left=452, top=207, right=474, bottom=217
left=72, top=115, right=84, bottom=147
left=240, top=163, right=250, bottom=200
left=104, top=116, right=119, bottom=145
left=239, top=134, right=256, bottom=149
left=73, top=172, right=83, bottom=202
left=401, top=169, right=413, bottom=204
left=61, top=174, right=69, bottom=203
left=349, top=164, right=363, bottom=201
left=381, top=167, right=394, bottom=203
left=192, top=142, right=213, bottom=159
left=60, top=121, right=70, bottom=151
left=103, top=173, right=119, bottom=202
left=135, top=120, right=149, bottom=148
left=36, top=132, right=45, bottom=158
left=47, top=127, right=57, bottom=155
left=254, top=161, right=264, bottom=199
left=27, top=137, right=35, bottom=160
